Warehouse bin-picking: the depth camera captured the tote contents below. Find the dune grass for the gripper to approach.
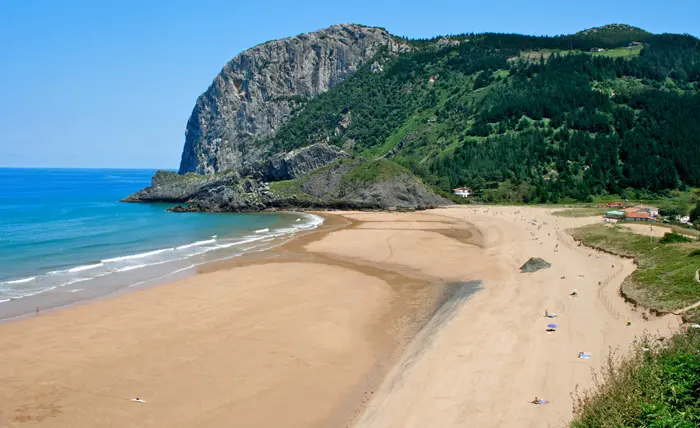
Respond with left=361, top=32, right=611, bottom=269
left=570, top=224, right=700, bottom=317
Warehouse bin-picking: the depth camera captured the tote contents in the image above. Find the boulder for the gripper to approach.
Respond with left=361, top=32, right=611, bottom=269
left=520, top=258, right=552, bottom=273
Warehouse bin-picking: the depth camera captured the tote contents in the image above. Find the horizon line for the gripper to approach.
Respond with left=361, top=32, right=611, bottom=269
left=0, top=166, right=176, bottom=171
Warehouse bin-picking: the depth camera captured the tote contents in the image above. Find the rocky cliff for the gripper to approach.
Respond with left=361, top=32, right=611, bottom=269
left=166, top=158, right=449, bottom=213
left=122, top=170, right=228, bottom=202
left=124, top=24, right=449, bottom=212
left=124, top=143, right=346, bottom=202
left=179, top=24, right=403, bottom=175
left=258, top=143, right=348, bottom=181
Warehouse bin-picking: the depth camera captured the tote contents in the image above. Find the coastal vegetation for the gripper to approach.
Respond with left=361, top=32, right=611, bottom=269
left=570, top=223, right=700, bottom=318
left=570, top=219, right=700, bottom=427
left=571, top=328, right=700, bottom=427
left=265, top=25, right=700, bottom=203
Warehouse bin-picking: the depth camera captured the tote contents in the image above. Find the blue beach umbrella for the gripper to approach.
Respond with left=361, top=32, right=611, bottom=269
left=547, top=324, right=558, bottom=329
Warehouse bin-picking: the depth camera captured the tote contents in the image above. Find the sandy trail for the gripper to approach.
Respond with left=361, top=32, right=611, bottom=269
left=620, top=222, right=668, bottom=237
left=349, top=206, right=681, bottom=428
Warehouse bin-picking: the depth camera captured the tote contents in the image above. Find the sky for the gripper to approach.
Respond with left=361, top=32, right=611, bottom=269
left=1, top=0, right=698, bottom=169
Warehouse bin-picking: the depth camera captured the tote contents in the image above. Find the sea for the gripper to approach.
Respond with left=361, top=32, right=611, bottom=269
left=0, top=168, right=323, bottom=317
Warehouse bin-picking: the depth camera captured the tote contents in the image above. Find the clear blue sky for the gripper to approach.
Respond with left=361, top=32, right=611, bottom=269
left=1, top=0, right=698, bottom=169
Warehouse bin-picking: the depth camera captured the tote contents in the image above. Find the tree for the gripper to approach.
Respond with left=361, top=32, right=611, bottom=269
left=690, top=202, right=700, bottom=223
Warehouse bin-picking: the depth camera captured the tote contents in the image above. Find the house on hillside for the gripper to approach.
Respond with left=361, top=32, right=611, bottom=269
left=620, top=206, right=658, bottom=222
left=590, top=47, right=605, bottom=52
left=453, top=187, right=471, bottom=198
left=603, top=205, right=658, bottom=222
left=605, top=210, right=625, bottom=220
left=629, top=41, right=643, bottom=47
left=625, top=211, right=653, bottom=222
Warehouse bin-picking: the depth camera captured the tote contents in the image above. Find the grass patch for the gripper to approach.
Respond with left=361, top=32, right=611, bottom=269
left=570, top=224, right=700, bottom=312
left=268, top=179, right=304, bottom=198
left=552, top=207, right=610, bottom=217
left=660, top=232, right=694, bottom=244
left=589, top=45, right=643, bottom=58
left=341, top=159, right=411, bottom=185
left=571, top=328, right=700, bottom=427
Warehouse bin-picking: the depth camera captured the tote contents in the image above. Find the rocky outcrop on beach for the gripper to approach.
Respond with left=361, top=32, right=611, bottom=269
left=178, top=24, right=404, bottom=175
left=163, top=157, right=448, bottom=213
left=125, top=143, right=348, bottom=204
left=520, top=257, right=552, bottom=273
left=121, top=170, right=228, bottom=202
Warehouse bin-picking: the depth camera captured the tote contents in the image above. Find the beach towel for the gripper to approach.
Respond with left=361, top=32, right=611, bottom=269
left=578, top=352, right=592, bottom=359
left=546, top=314, right=557, bottom=318
left=131, top=398, right=147, bottom=403
left=547, top=324, right=558, bottom=329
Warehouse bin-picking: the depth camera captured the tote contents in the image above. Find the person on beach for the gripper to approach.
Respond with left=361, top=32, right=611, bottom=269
left=570, top=289, right=578, bottom=297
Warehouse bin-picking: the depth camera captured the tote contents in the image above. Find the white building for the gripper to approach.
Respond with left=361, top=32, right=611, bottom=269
left=453, top=187, right=471, bottom=198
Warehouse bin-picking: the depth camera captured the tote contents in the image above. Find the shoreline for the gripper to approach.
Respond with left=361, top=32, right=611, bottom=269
left=0, top=210, right=480, bottom=428
left=0, top=212, right=326, bottom=322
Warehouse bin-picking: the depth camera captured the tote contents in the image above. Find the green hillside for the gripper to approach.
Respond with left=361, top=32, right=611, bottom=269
left=264, top=27, right=700, bottom=203
left=573, top=23, right=652, bottom=45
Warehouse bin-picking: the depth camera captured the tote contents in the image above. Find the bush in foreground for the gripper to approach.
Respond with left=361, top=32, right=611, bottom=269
left=660, top=232, right=693, bottom=244
left=571, top=328, right=700, bottom=427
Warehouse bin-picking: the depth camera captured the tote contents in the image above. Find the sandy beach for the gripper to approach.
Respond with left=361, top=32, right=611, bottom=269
left=0, top=207, right=682, bottom=427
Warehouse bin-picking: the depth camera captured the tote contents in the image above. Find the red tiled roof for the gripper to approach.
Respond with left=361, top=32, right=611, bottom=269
left=626, top=211, right=651, bottom=219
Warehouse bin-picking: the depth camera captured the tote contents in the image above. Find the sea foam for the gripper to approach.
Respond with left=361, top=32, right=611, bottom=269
left=1, top=276, right=36, bottom=284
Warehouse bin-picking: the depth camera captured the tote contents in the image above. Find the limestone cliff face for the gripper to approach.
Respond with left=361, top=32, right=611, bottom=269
left=179, top=24, right=402, bottom=175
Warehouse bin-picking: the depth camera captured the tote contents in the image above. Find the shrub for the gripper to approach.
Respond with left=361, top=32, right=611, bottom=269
left=660, top=232, right=693, bottom=244
left=571, top=329, right=700, bottom=427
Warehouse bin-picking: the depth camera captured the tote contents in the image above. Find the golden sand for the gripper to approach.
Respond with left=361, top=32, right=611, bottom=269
left=0, top=207, right=681, bottom=427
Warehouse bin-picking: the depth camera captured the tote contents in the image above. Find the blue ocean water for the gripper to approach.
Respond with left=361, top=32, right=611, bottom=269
left=0, top=168, right=321, bottom=302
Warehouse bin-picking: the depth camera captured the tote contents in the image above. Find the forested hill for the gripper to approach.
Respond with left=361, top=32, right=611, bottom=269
left=265, top=24, right=700, bottom=203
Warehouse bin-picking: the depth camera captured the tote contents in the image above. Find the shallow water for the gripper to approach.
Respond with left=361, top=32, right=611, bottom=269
left=0, top=168, right=322, bottom=308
